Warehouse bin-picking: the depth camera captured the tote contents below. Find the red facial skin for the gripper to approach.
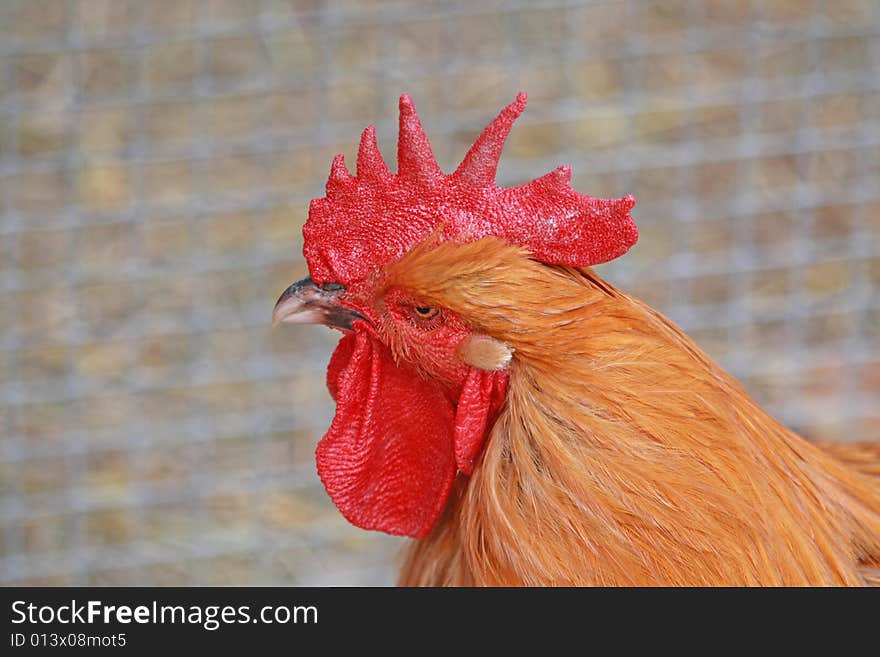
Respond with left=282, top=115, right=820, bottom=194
left=339, top=282, right=473, bottom=401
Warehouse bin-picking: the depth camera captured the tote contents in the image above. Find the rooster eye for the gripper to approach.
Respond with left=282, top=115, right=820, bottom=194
left=407, top=304, right=443, bottom=328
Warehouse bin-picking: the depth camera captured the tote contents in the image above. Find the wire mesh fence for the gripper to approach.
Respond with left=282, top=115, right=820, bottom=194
left=1, top=0, right=878, bottom=585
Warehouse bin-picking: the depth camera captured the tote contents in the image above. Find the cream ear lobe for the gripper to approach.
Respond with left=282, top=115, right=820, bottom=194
left=457, top=334, right=514, bottom=371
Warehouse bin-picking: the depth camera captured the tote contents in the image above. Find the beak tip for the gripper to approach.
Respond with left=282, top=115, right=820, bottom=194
left=271, top=298, right=299, bottom=327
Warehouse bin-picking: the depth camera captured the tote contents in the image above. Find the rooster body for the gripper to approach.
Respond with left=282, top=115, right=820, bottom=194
left=274, top=94, right=880, bottom=586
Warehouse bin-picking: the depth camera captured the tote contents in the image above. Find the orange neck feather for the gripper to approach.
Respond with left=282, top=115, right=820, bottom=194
left=399, top=267, right=880, bottom=586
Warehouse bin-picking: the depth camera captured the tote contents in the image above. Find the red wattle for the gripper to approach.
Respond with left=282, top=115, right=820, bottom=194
left=317, top=332, right=511, bottom=538
left=453, top=368, right=509, bottom=475
left=317, top=332, right=457, bottom=538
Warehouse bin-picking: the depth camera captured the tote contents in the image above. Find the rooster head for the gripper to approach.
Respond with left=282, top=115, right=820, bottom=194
left=272, top=93, right=638, bottom=538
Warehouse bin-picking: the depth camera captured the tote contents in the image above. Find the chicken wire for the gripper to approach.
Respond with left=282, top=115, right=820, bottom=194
left=0, top=0, right=878, bottom=585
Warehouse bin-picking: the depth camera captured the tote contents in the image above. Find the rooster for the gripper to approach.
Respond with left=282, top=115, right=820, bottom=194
left=272, top=93, right=880, bottom=586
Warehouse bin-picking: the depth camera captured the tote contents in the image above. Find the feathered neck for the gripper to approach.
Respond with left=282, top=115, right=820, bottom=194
left=400, top=271, right=880, bottom=586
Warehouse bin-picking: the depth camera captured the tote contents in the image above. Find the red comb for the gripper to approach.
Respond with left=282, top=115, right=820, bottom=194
left=303, top=92, right=637, bottom=285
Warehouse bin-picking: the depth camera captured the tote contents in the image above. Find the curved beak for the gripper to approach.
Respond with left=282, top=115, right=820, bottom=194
left=272, top=277, right=365, bottom=330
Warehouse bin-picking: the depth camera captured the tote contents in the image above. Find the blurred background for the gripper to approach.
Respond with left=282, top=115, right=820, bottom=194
left=1, top=0, right=878, bottom=585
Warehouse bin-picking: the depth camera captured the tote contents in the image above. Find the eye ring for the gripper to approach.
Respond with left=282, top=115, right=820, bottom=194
left=407, top=304, right=444, bottom=329
left=413, top=306, right=439, bottom=319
